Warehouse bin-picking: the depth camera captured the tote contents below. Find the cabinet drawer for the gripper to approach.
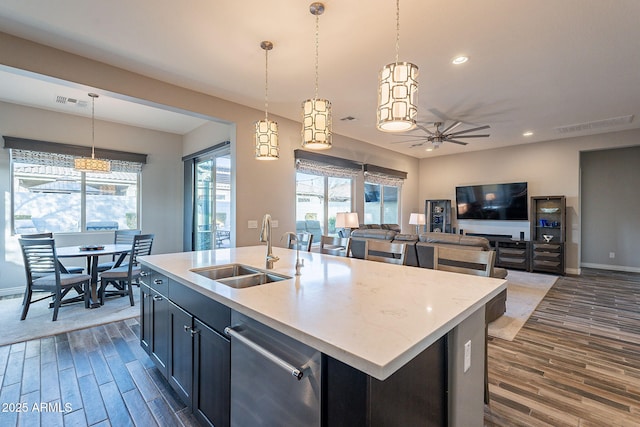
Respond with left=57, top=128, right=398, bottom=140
left=533, top=251, right=561, bottom=260
left=499, top=257, right=527, bottom=266
left=499, top=248, right=526, bottom=256
left=141, top=269, right=169, bottom=295
left=533, top=243, right=561, bottom=252
left=533, top=259, right=561, bottom=268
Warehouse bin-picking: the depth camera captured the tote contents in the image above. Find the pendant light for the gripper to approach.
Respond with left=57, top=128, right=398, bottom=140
left=302, top=2, right=332, bottom=150
left=74, top=93, right=111, bottom=173
left=376, top=0, right=419, bottom=132
left=255, top=41, right=279, bottom=160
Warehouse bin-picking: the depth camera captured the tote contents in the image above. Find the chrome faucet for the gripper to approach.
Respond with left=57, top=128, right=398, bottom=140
left=259, top=214, right=279, bottom=269
left=283, top=232, right=304, bottom=276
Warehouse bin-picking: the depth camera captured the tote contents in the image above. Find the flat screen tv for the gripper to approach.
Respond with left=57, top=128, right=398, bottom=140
left=456, top=182, right=528, bottom=220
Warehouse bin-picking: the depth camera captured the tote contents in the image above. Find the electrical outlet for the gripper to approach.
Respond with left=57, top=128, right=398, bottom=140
left=271, top=220, right=278, bottom=228
left=609, top=252, right=615, bottom=259
left=464, top=340, right=471, bottom=373
left=248, top=220, right=258, bottom=229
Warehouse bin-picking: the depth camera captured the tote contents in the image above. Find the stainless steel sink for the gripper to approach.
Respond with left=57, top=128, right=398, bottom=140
left=190, top=264, right=290, bottom=289
left=190, top=264, right=260, bottom=280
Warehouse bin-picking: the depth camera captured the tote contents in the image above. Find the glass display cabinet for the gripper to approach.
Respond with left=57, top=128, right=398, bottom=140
left=425, top=200, right=452, bottom=233
left=530, top=196, right=566, bottom=274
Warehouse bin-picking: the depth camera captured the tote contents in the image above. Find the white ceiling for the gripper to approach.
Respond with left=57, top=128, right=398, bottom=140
left=0, top=0, right=639, bottom=158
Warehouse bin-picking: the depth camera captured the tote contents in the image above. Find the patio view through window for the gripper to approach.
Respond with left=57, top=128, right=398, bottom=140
left=12, top=161, right=139, bottom=234
left=364, top=182, right=399, bottom=225
left=295, top=172, right=352, bottom=237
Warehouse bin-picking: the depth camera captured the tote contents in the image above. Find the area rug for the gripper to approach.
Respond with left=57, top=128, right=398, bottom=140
left=488, top=270, right=559, bottom=341
left=0, top=291, right=139, bottom=346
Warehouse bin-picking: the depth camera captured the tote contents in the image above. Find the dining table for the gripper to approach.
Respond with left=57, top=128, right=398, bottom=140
left=57, top=243, right=132, bottom=308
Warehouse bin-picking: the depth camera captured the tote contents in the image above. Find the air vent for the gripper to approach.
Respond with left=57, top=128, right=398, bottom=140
left=555, top=115, right=634, bottom=134
left=55, top=95, right=88, bottom=108
left=340, top=116, right=357, bottom=121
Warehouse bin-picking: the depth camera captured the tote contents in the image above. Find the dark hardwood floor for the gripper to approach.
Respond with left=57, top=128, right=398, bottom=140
left=1, top=268, right=638, bottom=426
left=485, top=268, right=640, bottom=426
left=0, top=318, right=200, bottom=427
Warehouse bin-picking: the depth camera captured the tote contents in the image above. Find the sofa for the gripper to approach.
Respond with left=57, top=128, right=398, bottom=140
left=350, top=230, right=507, bottom=322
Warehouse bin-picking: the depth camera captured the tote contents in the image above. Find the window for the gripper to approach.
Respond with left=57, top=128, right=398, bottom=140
left=8, top=141, right=145, bottom=234
left=294, top=150, right=360, bottom=238
left=295, top=173, right=353, bottom=236
left=363, top=164, right=405, bottom=225
left=364, top=183, right=399, bottom=225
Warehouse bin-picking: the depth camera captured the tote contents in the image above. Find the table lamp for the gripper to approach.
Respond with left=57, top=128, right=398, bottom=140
left=409, top=213, right=426, bottom=234
left=336, top=212, right=359, bottom=237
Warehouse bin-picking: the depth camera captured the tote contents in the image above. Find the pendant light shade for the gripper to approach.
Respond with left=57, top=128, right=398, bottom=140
left=302, top=2, right=332, bottom=150
left=255, top=41, right=279, bottom=160
left=74, top=93, right=111, bottom=173
left=376, top=0, right=419, bottom=132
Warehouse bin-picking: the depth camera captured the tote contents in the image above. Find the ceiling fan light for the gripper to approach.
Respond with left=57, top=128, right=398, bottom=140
left=377, top=61, right=418, bottom=132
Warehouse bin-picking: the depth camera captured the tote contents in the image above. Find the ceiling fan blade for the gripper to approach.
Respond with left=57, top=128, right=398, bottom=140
left=446, top=134, right=491, bottom=139
left=448, top=125, right=490, bottom=136
left=447, top=139, right=468, bottom=145
left=416, top=124, right=435, bottom=135
left=410, top=143, right=425, bottom=148
left=390, top=138, right=429, bottom=144
left=441, top=121, right=462, bottom=134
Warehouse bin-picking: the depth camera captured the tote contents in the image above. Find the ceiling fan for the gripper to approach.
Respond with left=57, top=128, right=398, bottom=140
left=391, top=121, right=490, bottom=150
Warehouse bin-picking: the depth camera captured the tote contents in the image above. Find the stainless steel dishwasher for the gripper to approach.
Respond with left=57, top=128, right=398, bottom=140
left=226, top=312, right=322, bottom=427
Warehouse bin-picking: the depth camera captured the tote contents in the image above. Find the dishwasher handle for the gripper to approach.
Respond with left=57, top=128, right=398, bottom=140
left=225, top=326, right=304, bottom=380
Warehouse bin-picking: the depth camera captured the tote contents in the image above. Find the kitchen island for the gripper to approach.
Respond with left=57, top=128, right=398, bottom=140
left=139, top=245, right=506, bottom=427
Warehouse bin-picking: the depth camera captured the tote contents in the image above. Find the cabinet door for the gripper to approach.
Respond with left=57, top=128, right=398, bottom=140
left=140, top=285, right=152, bottom=355
left=193, top=319, right=230, bottom=427
left=168, top=302, right=194, bottom=404
left=150, top=291, right=170, bottom=376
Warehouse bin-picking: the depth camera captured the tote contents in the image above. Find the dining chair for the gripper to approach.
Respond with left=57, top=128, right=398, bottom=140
left=18, top=238, right=92, bottom=321
left=286, top=232, right=313, bottom=252
left=319, top=235, right=351, bottom=257
left=98, top=233, right=154, bottom=306
left=363, top=240, right=407, bottom=265
left=96, top=229, right=141, bottom=272
left=432, top=246, right=495, bottom=277
left=20, top=232, right=85, bottom=275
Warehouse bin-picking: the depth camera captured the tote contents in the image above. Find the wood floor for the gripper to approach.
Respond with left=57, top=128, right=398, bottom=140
left=485, top=268, right=640, bottom=427
left=0, top=318, right=200, bottom=427
left=1, top=268, right=638, bottom=426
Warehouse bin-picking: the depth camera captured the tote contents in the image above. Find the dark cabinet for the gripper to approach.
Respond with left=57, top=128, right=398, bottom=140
left=530, top=196, right=566, bottom=274
left=168, top=302, right=194, bottom=404
left=425, top=199, right=452, bottom=233
left=140, top=271, right=230, bottom=427
left=495, top=240, right=530, bottom=271
left=193, top=319, right=230, bottom=427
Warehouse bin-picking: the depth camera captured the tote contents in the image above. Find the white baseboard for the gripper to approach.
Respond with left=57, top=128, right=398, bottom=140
left=0, top=287, right=24, bottom=298
left=566, top=267, right=581, bottom=276
left=580, top=262, right=640, bottom=274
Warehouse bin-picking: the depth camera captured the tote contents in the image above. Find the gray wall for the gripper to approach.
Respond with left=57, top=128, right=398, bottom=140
left=580, top=146, right=640, bottom=270
left=419, top=130, right=640, bottom=274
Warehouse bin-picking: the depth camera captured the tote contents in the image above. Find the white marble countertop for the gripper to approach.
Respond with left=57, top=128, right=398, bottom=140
left=140, top=245, right=506, bottom=380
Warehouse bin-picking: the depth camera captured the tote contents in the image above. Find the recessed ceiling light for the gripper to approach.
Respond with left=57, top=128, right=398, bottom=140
left=425, top=147, right=434, bottom=152
left=452, top=56, right=469, bottom=65
left=523, top=131, right=534, bottom=137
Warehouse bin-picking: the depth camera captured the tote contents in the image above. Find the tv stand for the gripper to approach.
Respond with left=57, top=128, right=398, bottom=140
left=466, top=233, right=531, bottom=271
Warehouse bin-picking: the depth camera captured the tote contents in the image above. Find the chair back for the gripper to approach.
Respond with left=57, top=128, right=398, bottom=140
left=319, top=236, right=351, bottom=257
left=433, top=246, right=495, bottom=277
left=364, top=240, right=407, bottom=265
left=115, top=229, right=141, bottom=245
left=287, top=232, right=313, bottom=252
left=129, top=234, right=154, bottom=268
left=19, top=238, right=60, bottom=283
left=21, top=232, right=54, bottom=239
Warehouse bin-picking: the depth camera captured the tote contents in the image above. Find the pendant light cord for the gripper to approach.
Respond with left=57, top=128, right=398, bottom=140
left=264, top=46, right=269, bottom=120
left=91, top=94, right=96, bottom=159
left=315, top=12, right=319, bottom=100
left=395, top=0, right=400, bottom=64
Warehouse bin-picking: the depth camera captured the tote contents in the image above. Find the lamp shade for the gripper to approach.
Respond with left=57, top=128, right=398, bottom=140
left=336, top=212, right=359, bottom=229
left=377, top=61, right=419, bottom=132
left=255, top=118, right=279, bottom=160
left=409, top=213, right=425, bottom=225
left=302, top=98, right=332, bottom=150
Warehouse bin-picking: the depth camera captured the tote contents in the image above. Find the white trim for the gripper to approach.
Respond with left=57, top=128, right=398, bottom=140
left=580, top=262, right=640, bottom=274
left=565, top=267, right=581, bottom=275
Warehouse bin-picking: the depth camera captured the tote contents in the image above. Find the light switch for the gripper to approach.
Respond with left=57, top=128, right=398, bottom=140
left=248, top=220, right=258, bottom=229
left=271, top=220, right=278, bottom=228
left=464, top=340, right=471, bottom=373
